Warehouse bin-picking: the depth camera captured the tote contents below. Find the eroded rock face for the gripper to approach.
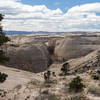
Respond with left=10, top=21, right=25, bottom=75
left=6, top=43, right=50, bottom=73
left=54, top=35, right=100, bottom=61
left=65, top=49, right=100, bottom=74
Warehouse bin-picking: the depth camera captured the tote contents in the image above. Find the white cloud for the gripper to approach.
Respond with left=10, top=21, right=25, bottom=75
left=0, top=0, right=100, bottom=32
left=68, top=3, right=100, bottom=13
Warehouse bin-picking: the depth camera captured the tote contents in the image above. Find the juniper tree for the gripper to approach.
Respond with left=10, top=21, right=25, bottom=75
left=0, top=14, right=9, bottom=83
left=0, top=72, right=8, bottom=83
left=0, top=14, right=9, bottom=62
left=69, top=76, right=85, bottom=92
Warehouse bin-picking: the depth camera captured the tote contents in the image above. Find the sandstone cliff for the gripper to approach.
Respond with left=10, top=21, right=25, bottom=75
left=54, top=35, right=100, bottom=61
left=6, top=43, right=50, bottom=73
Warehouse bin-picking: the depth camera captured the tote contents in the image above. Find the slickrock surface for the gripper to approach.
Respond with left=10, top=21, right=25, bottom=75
left=6, top=43, right=50, bottom=73
left=66, top=49, right=100, bottom=74
left=54, top=35, right=100, bottom=61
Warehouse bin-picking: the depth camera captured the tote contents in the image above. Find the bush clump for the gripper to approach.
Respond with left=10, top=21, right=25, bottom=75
left=0, top=72, right=8, bottom=83
left=61, top=62, right=69, bottom=75
left=92, top=75, right=99, bottom=80
left=69, top=76, right=85, bottom=92
left=44, top=71, right=51, bottom=82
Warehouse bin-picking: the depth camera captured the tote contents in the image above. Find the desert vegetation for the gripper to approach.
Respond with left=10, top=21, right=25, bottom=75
left=61, top=62, right=70, bottom=75
left=0, top=14, right=9, bottom=63
left=69, top=76, right=85, bottom=92
left=0, top=14, right=9, bottom=84
left=0, top=72, right=8, bottom=83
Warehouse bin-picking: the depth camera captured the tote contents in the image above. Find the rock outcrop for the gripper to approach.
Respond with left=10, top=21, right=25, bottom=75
left=54, top=35, right=100, bottom=61
left=63, top=49, right=100, bottom=74
left=6, top=43, right=50, bottom=73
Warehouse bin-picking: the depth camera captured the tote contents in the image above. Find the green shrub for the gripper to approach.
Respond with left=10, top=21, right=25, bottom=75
left=44, top=71, right=51, bottom=82
left=92, top=75, right=99, bottom=80
left=61, top=62, right=69, bottom=75
left=69, top=76, right=85, bottom=92
left=0, top=72, right=8, bottom=83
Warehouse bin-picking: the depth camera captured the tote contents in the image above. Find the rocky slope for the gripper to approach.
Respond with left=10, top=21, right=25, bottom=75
left=0, top=48, right=99, bottom=100
left=66, top=49, right=100, bottom=74
left=0, top=34, right=100, bottom=100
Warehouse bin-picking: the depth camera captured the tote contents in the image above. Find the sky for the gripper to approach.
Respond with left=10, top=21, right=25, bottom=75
left=0, top=0, right=100, bottom=32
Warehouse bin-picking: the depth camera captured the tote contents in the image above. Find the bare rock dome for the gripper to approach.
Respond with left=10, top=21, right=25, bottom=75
left=6, top=43, right=50, bottom=73
left=54, top=35, right=100, bottom=61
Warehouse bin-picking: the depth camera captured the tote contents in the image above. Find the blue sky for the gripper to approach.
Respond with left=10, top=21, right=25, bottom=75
left=0, top=0, right=100, bottom=32
left=21, top=0, right=100, bottom=12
